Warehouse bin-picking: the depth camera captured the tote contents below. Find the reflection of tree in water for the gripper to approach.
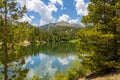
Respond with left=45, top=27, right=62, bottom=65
left=0, top=46, right=29, bottom=80
left=38, top=42, right=77, bottom=57
left=21, top=42, right=77, bottom=57
left=0, top=43, right=43, bottom=80
left=0, top=42, right=77, bottom=80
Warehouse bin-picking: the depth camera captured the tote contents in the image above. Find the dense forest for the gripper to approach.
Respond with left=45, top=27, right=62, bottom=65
left=28, top=24, right=80, bottom=44
left=0, top=0, right=120, bottom=80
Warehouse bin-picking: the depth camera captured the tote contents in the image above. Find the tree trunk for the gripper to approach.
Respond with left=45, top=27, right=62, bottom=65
left=4, top=0, right=8, bottom=80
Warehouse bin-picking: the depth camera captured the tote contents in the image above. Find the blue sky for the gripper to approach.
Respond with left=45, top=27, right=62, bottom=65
left=18, top=0, right=89, bottom=26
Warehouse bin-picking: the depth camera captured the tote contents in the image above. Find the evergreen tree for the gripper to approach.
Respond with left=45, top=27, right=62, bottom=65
left=0, top=0, right=30, bottom=80
left=78, top=0, right=120, bottom=74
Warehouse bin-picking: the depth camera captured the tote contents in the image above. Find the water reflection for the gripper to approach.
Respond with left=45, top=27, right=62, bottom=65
left=0, top=46, right=29, bottom=80
left=24, top=43, right=77, bottom=80
left=0, top=42, right=77, bottom=80
left=25, top=53, right=75, bottom=79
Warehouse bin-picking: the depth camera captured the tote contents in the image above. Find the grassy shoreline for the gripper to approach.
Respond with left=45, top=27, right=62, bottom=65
left=79, top=73, right=120, bottom=80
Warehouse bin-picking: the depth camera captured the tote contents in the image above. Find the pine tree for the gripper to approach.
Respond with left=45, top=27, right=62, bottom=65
left=0, top=0, right=29, bottom=80
left=78, top=0, right=120, bottom=74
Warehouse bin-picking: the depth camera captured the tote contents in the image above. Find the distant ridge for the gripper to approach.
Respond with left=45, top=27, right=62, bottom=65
left=55, top=21, right=71, bottom=27
left=39, top=21, right=82, bottom=30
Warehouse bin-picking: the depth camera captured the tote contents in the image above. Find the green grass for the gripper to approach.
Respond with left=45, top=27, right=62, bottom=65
left=69, top=39, right=79, bottom=43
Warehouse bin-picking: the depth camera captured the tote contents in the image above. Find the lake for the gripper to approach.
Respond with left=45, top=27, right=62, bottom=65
left=0, top=42, right=78, bottom=80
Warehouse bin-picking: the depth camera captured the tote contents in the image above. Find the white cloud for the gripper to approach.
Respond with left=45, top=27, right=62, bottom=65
left=18, top=14, right=32, bottom=23
left=58, top=14, right=70, bottom=22
left=26, top=53, right=57, bottom=78
left=17, top=0, right=58, bottom=25
left=68, top=56, right=76, bottom=60
left=74, top=0, right=89, bottom=16
left=58, top=58, right=69, bottom=65
left=24, top=53, right=76, bottom=79
left=49, top=0, right=63, bottom=9
left=69, top=19, right=79, bottom=24
left=39, top=53, right=47, bottom=60
left=30, top=16, right=35, bottom=19
left=30, top=60, right=34, bottom=64
left=17, top=0, right=87, bottom=25
left=48, top=3, right=58, bottom=12
left=58, top=14, right=81, bottom=24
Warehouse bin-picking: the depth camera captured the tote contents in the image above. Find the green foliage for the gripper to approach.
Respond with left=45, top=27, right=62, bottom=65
left=27, top=25, right=80, bottom=44
left=0, top=0, right=33, bottom=80
left=54, top=73, right=68, bottom=80
left=0, top=44, right=43, bottom=80
left=32, top=75, right=40, bottom=80
left=77, top=0, right=120, bottom=74
left=66, top=59, right=89, bottom=80
left=54, top=59, right=89, bottom=80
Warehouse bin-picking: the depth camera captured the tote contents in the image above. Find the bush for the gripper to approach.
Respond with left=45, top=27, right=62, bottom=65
left=54, top=59, right=89, bottom=80
left=54, top=73, right=68, bottom=80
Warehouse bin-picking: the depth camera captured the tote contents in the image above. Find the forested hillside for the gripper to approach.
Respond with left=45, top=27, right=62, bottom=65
left=27, top=22, right=81, bottom=44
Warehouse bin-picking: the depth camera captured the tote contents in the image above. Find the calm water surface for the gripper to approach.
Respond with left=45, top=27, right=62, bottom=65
left=0, top=43, right=78, bottom=80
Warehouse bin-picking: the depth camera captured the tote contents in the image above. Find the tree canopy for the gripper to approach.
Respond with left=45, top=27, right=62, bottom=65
left=77, top=0, right=120, bottom=74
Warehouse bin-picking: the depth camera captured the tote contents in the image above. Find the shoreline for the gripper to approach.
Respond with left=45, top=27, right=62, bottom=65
left=79, top=73, right=120, bottom=80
